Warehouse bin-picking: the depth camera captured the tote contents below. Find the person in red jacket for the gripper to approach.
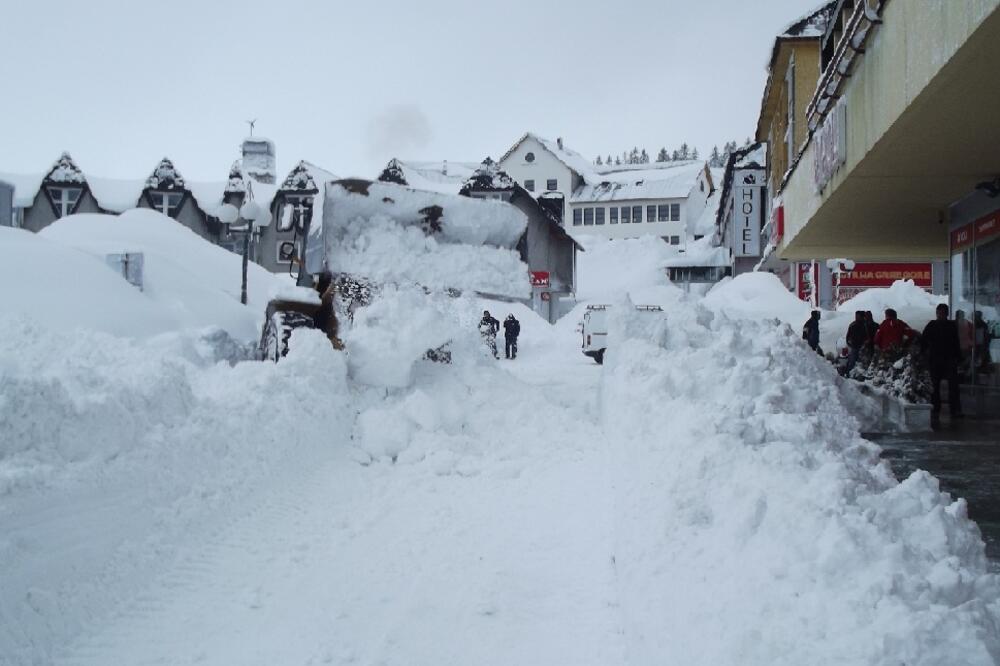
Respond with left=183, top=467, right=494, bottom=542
left=873, top=308, right=915, bottom=352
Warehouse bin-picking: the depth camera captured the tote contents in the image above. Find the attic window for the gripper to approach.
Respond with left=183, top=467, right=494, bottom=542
left=525, top=152, right=535, bottom=163
left=149, top=191, right=184, bottom=218
left=46, top=185, right=82, bottom=218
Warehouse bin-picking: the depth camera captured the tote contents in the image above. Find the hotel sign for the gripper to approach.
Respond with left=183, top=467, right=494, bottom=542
left=732, top=170, right=763, bottom=258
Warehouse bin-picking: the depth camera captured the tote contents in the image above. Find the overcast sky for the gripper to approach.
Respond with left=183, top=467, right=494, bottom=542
left=0, top=0, right=821, bottom=182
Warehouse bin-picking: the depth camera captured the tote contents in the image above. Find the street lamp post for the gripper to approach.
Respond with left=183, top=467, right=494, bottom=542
left=217, top=189, right=270, bottom=306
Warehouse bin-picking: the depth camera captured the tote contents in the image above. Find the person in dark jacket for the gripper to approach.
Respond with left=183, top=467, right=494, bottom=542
left=479, top=310, right=500, bottom=358
left=802, top=310, right=822, bottom=354
left=864, top=311, right=880, bottom=346
left=845, top=310, right=868, bottom=371
left=502, top=314, right=521, bottom=359
left=922, top=303, right=963, bottom=417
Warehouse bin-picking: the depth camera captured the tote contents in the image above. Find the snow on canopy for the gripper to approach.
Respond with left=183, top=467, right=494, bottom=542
left=44, top=152, right=86, bottom=184
left=145, top=158, right=186, bottom=191
left=573, top=160, right=710, bottom=203
left=309, top=179, right=529, bottom=298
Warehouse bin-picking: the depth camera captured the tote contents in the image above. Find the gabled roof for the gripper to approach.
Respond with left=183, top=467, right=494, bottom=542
left=145, top=157, right=186, bottom=191
left=278, top=160, right=338, bottom=195
left=498, top=132, right=598, bottom=182
left=377, top=159, right=478, bottom=195
left=44, top=152, right=86, bottom=185
left=225, top=161, right=246, bottom=194
left=458, top=158, right=515, bottom=196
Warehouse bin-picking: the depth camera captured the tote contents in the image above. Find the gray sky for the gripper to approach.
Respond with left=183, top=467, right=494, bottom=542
left=0, top=0, right=822, bottom=182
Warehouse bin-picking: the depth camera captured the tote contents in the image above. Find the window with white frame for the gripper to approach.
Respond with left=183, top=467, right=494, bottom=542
left=670, top=203, right=681, bottom=221
left=46, top=186, right=82, bottom=218
left=279, top=195, right=311, bottom=232
left=647, top=205, right=656, bottom=223
left=525, top=179, right=535, bottom=192
left=546, top=179, right=557, bottom=191
left=632, top=205, right=642, bottom=223
left=595, top=208, right=605, bottom=225
left=657, top=205, right=669, bottom=222
left=621, top=206, right=631, bottom=223
left=149, top=191, right=184, bottom=218
left=610, top=207, right=618, bottom=224
left=573, top=209, right=582, bottom=226
left=669, top=235, right=680, bottom=245
left=584, top=208, right=594, bottom=225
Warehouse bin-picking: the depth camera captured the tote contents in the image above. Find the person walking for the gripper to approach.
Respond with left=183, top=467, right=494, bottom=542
left=479, top=310, right=500, bottom=359
left=845, top=310, right=868, bottom=372
left=922, top=303, right=963, bottom=418
left=503, top=314, right=521, bottom=360
left=802, top=310, right=822, bottom=354
left=873, top=308, right=915, bottom=352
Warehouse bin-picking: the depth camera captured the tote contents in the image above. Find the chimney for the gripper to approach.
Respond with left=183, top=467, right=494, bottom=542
left=556, top=137, right=564, bottom=150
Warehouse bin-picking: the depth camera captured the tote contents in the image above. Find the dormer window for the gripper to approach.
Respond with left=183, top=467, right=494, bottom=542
left=46, top=186, right=82, bottom=218
left=279, top=195, right=312, bottom=232
left=149, top=191, right=184, bottom=217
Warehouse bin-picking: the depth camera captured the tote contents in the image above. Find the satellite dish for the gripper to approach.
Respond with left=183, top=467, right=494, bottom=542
left=217, top=203, right=239, bottom=224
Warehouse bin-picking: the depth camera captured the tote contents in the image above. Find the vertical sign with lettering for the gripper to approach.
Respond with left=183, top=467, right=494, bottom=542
left=732, top=170, right=762, bottom=257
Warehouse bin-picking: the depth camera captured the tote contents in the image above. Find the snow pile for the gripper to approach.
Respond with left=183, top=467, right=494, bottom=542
left=0, top=227, right=178, bottom=337
left=324, top=213, right=529, bottom=299
left=38, top=209, right=283, bottom=340
left=703, top=271, right=811, bottom=326
left=839, top=279, right=946, bottom=316
left=576, top=236, right=682, bottom=301
left=600, top=301, right=1000, bottom=664
left=343, top=287, right=488, bottom=388
left=0, top=323, right=352, bottom=660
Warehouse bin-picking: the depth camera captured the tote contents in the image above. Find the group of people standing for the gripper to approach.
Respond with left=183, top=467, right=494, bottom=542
left=479, top=310, right=521, bottom=360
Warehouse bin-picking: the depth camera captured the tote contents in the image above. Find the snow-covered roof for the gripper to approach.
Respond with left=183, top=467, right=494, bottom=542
left=734, top=144, right=767, bottom=169
left=778, top=0, right=837, bottom=38
left=45, top=153, right=86, bottom=184
left=278, top=160, right=338, bottom=195
left=498, top=132, right=598, bottom=183
left=380, top=159, right=478, bottom=195
left=0, top=171, right=46, bottom=208
left=145, top=158, right=185, bottom=191
left=571, top=161, right=708, bottom=203
left=691, top=169, right=725, bottom=237
left=458, top=158, right=515, bottom=195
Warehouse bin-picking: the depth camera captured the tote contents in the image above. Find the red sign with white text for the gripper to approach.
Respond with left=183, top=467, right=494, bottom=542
left=951, top=210, right=1000, bottom=253
left=838, top=262, right=932, bottom=288
left=530, top=271, right=550, bottom=287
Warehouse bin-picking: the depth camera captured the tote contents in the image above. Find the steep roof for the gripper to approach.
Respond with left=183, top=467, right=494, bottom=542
left=278, top=160, right=338, bottom=195
left=458, top=157, right=515, bottom=196
left=44, top=153, right=86, bottom=184
left=498, top=132, right=598, bottom=182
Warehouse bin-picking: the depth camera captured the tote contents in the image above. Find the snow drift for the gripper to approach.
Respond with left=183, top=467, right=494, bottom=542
left=600, top=300, right=1000, bottom=664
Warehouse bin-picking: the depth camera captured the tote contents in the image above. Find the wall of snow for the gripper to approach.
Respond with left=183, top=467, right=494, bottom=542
left=599, top=301, right=1000, bottom=664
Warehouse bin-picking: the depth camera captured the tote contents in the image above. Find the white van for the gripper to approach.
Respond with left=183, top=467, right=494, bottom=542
left=580, top=304, right=662, bottom=364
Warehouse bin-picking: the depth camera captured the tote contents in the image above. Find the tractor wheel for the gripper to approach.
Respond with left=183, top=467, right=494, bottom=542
left=260, top=310, right=315, bottom=362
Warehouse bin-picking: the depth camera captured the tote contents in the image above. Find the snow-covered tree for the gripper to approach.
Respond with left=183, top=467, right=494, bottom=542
left=692, top=147, right=700, bottom=160
left=671, top=149, right=681, bottom=161
left=709, top=145, right=723, bottom=167
left=606, top=155, right=612, bottom=165
left=614, top=156, right=622, bottom=166
left=629, top=147, right=640, bottom=164
left=656, top=148, right=668, bottom=162
left=679, top=143, right=690, bottom=160
left=595, top=155, right=603, bottom=165
left=639, top=149, right=650, bottom=164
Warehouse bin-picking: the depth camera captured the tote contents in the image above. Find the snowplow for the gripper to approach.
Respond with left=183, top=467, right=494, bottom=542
left=580, top=303, right=663, bottom=365
left=257, top=178, right=529, bottom=361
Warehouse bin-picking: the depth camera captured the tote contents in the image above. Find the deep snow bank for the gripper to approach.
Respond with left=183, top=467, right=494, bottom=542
left=600, top=301, right=1000, bottom=664
left=575, top=236, right=680, bottom=300
left=38, top=210, right=283, bottom=340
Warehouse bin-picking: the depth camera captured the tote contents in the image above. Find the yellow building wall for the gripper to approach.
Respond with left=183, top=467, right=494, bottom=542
left=780, top=0, right=1000, bottom=257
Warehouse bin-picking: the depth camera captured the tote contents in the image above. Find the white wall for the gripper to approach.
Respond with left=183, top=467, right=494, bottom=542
left=498, top=136, right=575, bottom=214
left=568, top=198, right=687, bottom=243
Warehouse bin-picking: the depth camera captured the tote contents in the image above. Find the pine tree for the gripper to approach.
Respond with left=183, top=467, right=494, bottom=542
left=656, top=148, right=668, bottom=162
left=709, top=145, right=722, bottom=168
left=607, top=155, right=612, bottom=165
left=671, top=149, right=681, bottom=161
left=679, top=143, right=690, bottom=160
left=615, top=156, right=621, bottom=166
left=595, top=155, right=603, bottom=165
left=640, top=149, right=650, bottom=164
left=622, top=151, right=628, bottom=165
left=744, top=137, right=753, bottom=147
left=692, top=147, right=700, bottom=160
left=629, top=147, right=640, bottom=164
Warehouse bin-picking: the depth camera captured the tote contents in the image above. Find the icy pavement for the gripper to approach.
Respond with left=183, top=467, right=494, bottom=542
left=3, top=296, right=1000, bottom=665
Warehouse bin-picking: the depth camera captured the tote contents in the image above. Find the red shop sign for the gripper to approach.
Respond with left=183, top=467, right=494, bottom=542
left=530, top=271, right=550, bottom=287
left=838, top=262, right=932, bottom=288
left=951, top=210, right=1000, bottom=253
